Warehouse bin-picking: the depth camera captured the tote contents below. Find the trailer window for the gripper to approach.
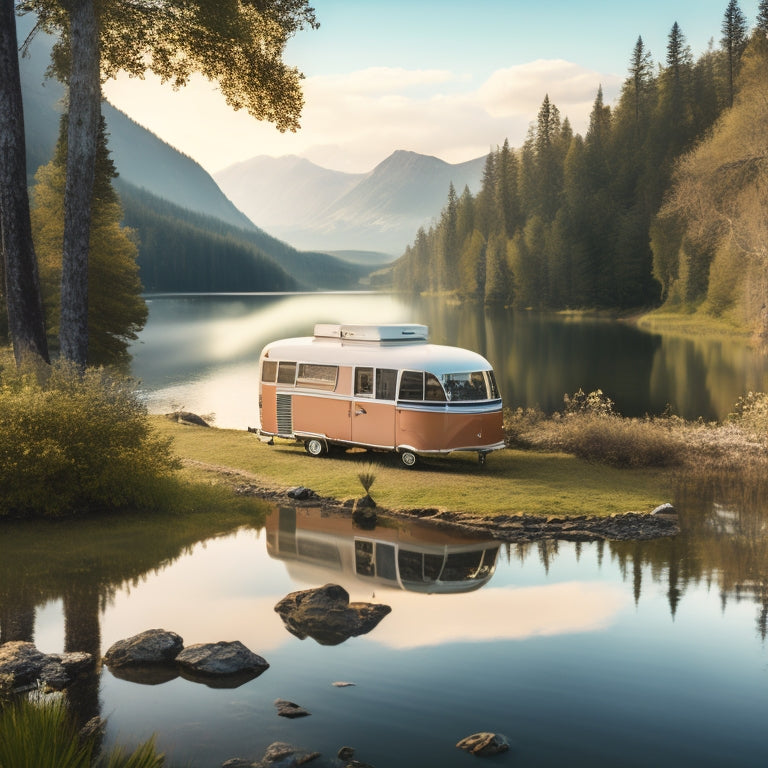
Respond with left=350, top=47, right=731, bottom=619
left=376, top=369, right=397, bottom=400
left=442, top=371, right=489, bottom=401
left=277, top=361, right=297, bottom=385
left=355, top=367, right=374, bottom=396
left=398, top=370, right=423, bottom=400
left=261, top=360, right=277, bottom=383
left=297, top=363, right=337, bottom=390
left=486, top=370, right=500, bottom=399
left=425, top=373, right=446, bottom=401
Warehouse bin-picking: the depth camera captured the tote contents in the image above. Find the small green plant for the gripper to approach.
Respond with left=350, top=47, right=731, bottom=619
left=357, top=461, right=377, bottom=495
left=0, top=694, right=164, bottom=768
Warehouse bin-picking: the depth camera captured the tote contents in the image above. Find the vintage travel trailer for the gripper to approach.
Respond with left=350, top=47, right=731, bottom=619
left=257, top=323, right=505, bottom=466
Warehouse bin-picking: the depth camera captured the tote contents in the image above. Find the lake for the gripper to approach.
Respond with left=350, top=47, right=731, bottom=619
left=130, top=292, right=768, bottom=428
left=3, top=292, right=768, bottom=767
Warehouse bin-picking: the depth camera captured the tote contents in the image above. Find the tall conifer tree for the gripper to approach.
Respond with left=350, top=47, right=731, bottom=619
left=721, top=0, right=749, bottom=106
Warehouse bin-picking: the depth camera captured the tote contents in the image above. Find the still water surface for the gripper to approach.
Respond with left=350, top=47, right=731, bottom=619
left=130, top=292, right=768, bottom=427
left=2, top=490, right=768, bottom=767
left=3, top=292, right=768, bottom=767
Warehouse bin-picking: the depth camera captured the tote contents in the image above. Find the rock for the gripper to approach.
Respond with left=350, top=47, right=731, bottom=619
left=274, top=584, right=391, bottom=646
left=167, top=411, right=210, bottom=427
left=0, top=641, right=92, bottom=691
left=651, top=502, right=677, bottom=516
left=0, top=641, right=48, bottom=688
left=258, top=742, right=321, bottom=767
left=337, top=746, right=355, bottom=760
left=222, top=760, right=256, bottom=768
left=332, top=681, right=356, bottom=687
left=456, top=732, right=510, bottom=756
left=104, top=629, right=184, bottom=668
left=287, top=486, right=316, bottom=500
left=175, top=640, right=269, bottom=677
left=274, top=699, right=311, bottom=718
left=79, top=716, right=106, bottom=742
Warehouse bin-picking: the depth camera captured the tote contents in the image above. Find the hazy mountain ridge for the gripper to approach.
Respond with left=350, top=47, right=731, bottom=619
left=16, top=15, right=368, bottom=290
left=215, top=149, right=487, bottom=256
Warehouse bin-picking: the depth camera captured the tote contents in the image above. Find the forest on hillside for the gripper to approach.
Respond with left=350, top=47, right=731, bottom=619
left=392, top=3, right=768, bottom=336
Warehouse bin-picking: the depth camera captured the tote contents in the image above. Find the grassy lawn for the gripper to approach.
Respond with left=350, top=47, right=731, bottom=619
left=153, top=417, right=673, bottom=518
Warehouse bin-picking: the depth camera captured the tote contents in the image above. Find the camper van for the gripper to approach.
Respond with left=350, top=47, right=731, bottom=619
left=257, top=323, right=505, bottom=466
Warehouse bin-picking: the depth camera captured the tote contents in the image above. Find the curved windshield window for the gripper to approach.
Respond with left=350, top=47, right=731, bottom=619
left=442, top=371, right=490, bottom=401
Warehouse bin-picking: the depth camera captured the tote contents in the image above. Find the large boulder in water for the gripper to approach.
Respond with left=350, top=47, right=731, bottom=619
left=175, top=640, right=269, bottom=684
left=0, top=641, right=93, bottom=691
left=103, top=628, right=184, bottom=668
left=274, top=583, right=391, bottom=646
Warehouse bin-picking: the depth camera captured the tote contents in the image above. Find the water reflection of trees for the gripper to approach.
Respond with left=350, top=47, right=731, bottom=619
left=0, top=505, right=267, bottom=726
left=496, top=471, right=768, bottom=640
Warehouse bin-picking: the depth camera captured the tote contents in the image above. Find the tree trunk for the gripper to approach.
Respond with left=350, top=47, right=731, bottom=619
left=0, top=0, right=50, bottom=365
left=59, top=0, right=100, bottom=367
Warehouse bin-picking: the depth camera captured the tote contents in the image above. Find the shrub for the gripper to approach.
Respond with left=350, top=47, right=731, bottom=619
left=504, top=390, right=684, bottom=468
left=729, top=391, right=768, bottom=436
left=0, top=360, right=180, bottom=517
left=552, top=413, right=684, bottom=468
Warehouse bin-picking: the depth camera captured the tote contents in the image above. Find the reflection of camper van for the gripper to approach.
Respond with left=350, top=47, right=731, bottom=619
left=257, top=323, right=505, bottom=466
left=266, top=506, right=500, bottom=594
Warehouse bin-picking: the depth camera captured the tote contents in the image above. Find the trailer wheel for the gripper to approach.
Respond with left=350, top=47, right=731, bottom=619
left=478, top=452, right=487, bottom=466
left=399, top=450, right=418, bottom=468
left=305, top=438, right=326, bottom=457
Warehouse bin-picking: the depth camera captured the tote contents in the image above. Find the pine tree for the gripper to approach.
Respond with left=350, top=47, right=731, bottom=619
left=31, top=116, right=147, bottom=365
left=758, top=0, right=768, bottom=33
left=721, top=0, right=749, bottom=106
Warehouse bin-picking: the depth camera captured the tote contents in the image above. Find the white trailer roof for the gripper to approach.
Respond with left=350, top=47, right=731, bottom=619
left=261, top=334, right=494, bottom=376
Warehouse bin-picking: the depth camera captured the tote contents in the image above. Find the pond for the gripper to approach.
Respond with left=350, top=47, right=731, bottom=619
left=130, top=292, right=768, bottom=428
left=2, top=481, right=768, bottom=767
left=3, top=292, right=768, bottom=767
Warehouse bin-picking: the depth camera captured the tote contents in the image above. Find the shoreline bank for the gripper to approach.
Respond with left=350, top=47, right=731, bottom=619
left=183, top=458, right=680, bottom=543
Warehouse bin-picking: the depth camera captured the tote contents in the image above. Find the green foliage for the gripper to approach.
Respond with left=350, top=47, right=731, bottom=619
left=0, top=360, right=180, bottom=517
left=0, top=695, right=92, bottom=768
left=357, top=461, right=377, bottom=494
left=0, top=695, right=164, bottom=768
left=120, top=183, right=368, bottom=292
left=31, top=116, right=147, bottom=365
left=393, top=9, right=764, bottom=320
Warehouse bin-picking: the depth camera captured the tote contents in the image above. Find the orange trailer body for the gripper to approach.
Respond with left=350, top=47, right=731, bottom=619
left=257, top=323, right=505, bottom=465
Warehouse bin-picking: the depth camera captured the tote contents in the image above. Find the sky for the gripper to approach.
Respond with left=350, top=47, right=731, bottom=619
left=102, top=0, right=762, bottom=175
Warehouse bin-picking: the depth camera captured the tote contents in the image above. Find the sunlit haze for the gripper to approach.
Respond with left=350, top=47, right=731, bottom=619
left=103, top=0, right=760, bottom=174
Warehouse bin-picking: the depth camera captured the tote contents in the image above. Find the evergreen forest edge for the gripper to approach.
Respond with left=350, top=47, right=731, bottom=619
left=390, top=5, right=768, bottom=340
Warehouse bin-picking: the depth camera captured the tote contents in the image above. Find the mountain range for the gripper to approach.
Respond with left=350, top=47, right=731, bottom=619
left=214, top=150, right=487, bottom=256
left=17, top=13, right=487, bottom=287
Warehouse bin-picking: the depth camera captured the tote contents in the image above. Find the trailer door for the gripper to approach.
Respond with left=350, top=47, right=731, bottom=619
left=351, top=367, right=396, bottom=449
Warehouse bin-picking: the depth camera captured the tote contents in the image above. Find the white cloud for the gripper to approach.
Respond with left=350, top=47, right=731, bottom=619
left=103, top=59, right=621, bottom=175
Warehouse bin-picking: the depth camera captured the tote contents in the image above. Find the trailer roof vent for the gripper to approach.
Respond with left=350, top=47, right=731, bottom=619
left=313, top=323, right=429, bottom=342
